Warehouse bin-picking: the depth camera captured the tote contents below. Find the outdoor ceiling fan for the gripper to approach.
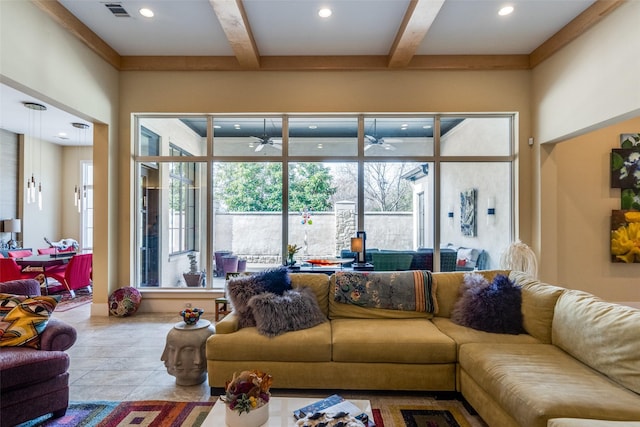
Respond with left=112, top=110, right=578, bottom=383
left=364, top=119, right=403, bottom=151
left=251, top=119, right=282, bottom=152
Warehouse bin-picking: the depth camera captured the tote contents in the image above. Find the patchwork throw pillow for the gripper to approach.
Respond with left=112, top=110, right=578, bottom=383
left=0, top=293, right=60, bottom=348
left=248, top=287, right=327, bottom=337
left=226, top=275, right=264, bottom=328
left=450, top=273, right=524, bottom=334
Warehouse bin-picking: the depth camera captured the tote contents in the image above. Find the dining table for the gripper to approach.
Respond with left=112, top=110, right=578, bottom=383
left=15, top=253, right=73, bottom=294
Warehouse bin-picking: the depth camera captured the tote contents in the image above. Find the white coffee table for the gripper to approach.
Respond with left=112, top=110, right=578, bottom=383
left=202, top=396, right=373, bottom=427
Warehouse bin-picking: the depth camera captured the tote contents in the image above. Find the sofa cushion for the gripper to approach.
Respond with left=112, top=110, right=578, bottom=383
left=552, top=290, right=640, bottom=395
left=510, top=271, right=565, bottom=343
left=332, top=318, right=456, bottom=364
left=432, top=317, right=540, bottom=351
left=290, top=273, right=330, bottom=317
left=248, top=287, right=327, bottom=337
left=0, top=347, right=69, bottom=390
left=0, top=293, right=60, bottom=348
left=460, top=343, right=640, bottom=427
left=450, top=273, right=524, bottom=335
left=206, top=321, right=331, bottom=362
left=548, top=420, right=640, bottom=427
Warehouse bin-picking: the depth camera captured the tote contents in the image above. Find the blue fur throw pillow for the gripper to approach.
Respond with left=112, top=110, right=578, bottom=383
left=450, top=273, right=524, bottom=335
left=253, top=265, right=292, bottom=295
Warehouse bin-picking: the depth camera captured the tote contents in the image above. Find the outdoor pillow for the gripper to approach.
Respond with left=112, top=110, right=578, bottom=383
left=456, top=247, right=479, bottom=268
left=0, top=292, right=60, bottom=348
left=450, top=273, right=524, bottom=334
left=248, top=287, right=327, bottom=337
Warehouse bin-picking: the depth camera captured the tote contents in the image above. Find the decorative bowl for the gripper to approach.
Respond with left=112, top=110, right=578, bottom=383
left=180, top=307, right=203, bottom=325
left=224, top=401, right=269, bottom=427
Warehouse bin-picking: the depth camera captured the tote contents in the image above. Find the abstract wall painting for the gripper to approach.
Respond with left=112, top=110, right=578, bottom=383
left=460, top=188, right=477, bottom=237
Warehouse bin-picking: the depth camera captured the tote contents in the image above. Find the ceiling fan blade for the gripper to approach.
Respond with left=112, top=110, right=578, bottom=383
left=364, top=144, right=374, bottom=151
left=365, top=135, right=376, bottom=143
left=271, top=138, right=282, bottom=144
left=272, top=143, right=282, bottom=150
left=255, top=143, right=265, bottom=152
left=250, top=136, right=263, bottom=142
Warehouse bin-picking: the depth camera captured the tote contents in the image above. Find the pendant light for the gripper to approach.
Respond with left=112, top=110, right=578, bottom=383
left=23, top=102, right=47, bottom=210
left=71, top=122, right=89, bottom=213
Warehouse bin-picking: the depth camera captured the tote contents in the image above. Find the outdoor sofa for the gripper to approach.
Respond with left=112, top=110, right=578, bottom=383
left=206, top=270, right=640, bottom=427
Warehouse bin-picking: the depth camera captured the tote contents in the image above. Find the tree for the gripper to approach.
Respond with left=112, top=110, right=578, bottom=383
left=289, top=163, right=336, bottom=212
left=214, top=163, right=283, bottom=212
left=335, top=162, right=413, bottom=211
left=214, top=162, right=336, bottom=212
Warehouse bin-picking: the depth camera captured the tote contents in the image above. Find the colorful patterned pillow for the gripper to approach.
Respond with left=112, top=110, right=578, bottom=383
left=0, top=293, right=60, bottom=348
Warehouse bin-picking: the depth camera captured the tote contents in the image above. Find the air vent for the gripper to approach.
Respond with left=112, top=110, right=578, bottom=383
left=105, top=3, right=130, bottom=17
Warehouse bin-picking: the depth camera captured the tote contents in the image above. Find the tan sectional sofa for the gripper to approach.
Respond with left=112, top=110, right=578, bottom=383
left=206, top=270, right=640, bottom=427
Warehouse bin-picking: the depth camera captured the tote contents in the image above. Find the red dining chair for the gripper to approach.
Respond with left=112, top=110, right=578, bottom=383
left=38, top=247, right=76, bottom=255
left=8, top=249, right=34, bottom=258
left=47, top=254, right=93, bottom=298
left=0, top=258, right=42, bottom=282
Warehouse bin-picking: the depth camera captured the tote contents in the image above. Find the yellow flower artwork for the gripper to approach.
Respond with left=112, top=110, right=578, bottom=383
left=611, top=210, right=640, bottom=263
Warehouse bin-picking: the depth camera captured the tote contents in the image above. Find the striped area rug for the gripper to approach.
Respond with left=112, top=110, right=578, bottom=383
left=17, top=400, right=215, bottom=427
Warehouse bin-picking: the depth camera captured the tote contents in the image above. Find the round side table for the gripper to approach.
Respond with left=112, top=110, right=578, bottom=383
left=161, top=319, right=215, bottom=386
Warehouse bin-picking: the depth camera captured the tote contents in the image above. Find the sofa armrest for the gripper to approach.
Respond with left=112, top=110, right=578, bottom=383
left=215, top=312, right=240, bottom=334
left=39, top=318, right=77, bottom=351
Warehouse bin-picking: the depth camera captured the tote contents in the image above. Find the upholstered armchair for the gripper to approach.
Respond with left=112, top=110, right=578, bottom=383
left=0, top=279, right=77, bottom=427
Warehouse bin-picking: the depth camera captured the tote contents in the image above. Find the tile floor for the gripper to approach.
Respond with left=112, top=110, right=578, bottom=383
left=55, top=303, right=216, bottom=403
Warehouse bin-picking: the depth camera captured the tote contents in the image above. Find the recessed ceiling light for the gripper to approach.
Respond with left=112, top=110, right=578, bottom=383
left=139, top=8, right=154, bottom=18
left=498, top=5, right=514, bottom=16
left=308, top=125, right=318, bottom=129
left=318, top=8, right=332, bottom=18
left=213, top=125, right=221, bottom=129
left=317, top=143, right=324, bottom=149
left=423, top=125, right=432, bottom=129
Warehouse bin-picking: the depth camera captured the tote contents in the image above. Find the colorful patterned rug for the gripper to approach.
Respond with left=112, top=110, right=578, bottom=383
left=372, top=400, right=485, bottom=427
left=54, top=288, right=92, bottom=312
left=17, top=400, right=215, bottom=427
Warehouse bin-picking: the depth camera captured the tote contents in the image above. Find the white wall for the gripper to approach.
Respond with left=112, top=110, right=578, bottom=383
left=532, top=1, right=640, bottom=144
left=1, top=1, right=119, bottom=313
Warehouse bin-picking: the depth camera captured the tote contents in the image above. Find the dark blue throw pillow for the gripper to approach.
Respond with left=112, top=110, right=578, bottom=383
left=450, top=273, right=524, bottom=335
left=253, top=265, right=292, bottom=295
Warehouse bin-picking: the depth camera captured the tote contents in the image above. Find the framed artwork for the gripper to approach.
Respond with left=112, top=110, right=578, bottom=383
left=620, top=133, right=640, bottom=148
left=460, top=189, right=476, bottom=237
left=621, top=189, right=640, bottom=210
left=610, top=149, right=640, bottom=189
left=611, top=210, right=640, bottom=263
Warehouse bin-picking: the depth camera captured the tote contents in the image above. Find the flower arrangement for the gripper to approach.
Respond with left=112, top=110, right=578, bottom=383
left=180, top=307, right=203, bottom=325
left=287, top=244, right=301, bottom=266
left=223, top=370, right=272, bottom=415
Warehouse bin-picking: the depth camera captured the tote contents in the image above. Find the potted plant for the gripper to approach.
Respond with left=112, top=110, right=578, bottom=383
left=183, top=251, right=205, bottom=287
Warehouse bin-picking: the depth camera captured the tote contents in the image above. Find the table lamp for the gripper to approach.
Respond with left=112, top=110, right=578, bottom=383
left=351, top=230, right=369, bottom=269
left=3, top=219, right=21, bottom=249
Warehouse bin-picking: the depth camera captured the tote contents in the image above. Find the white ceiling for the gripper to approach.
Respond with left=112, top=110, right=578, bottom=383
left=1, top=0, right=597, bottom=146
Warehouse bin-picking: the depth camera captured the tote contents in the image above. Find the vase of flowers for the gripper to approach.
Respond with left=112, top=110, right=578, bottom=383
left=287, top=244, right=301, bottom=266
left=222, top=370, right=272, bottom=427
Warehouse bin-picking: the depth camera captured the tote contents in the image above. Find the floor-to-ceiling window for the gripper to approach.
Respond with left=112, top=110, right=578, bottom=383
left=133, top=114, right=514, bottom=289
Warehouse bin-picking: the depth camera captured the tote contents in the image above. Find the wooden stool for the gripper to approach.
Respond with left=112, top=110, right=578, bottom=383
left=215, top=297, right=230, bottom=321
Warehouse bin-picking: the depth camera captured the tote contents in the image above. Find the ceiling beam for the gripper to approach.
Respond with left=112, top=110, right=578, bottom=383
left=32, top=0, right=121, bottom=70
left=119, top=55, right=530, bottom=71
left=529, top=0, right=625, bottom=67
left=388, top=0, right=446, bottom=68
left=209, top=0, right=260, bottom=69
